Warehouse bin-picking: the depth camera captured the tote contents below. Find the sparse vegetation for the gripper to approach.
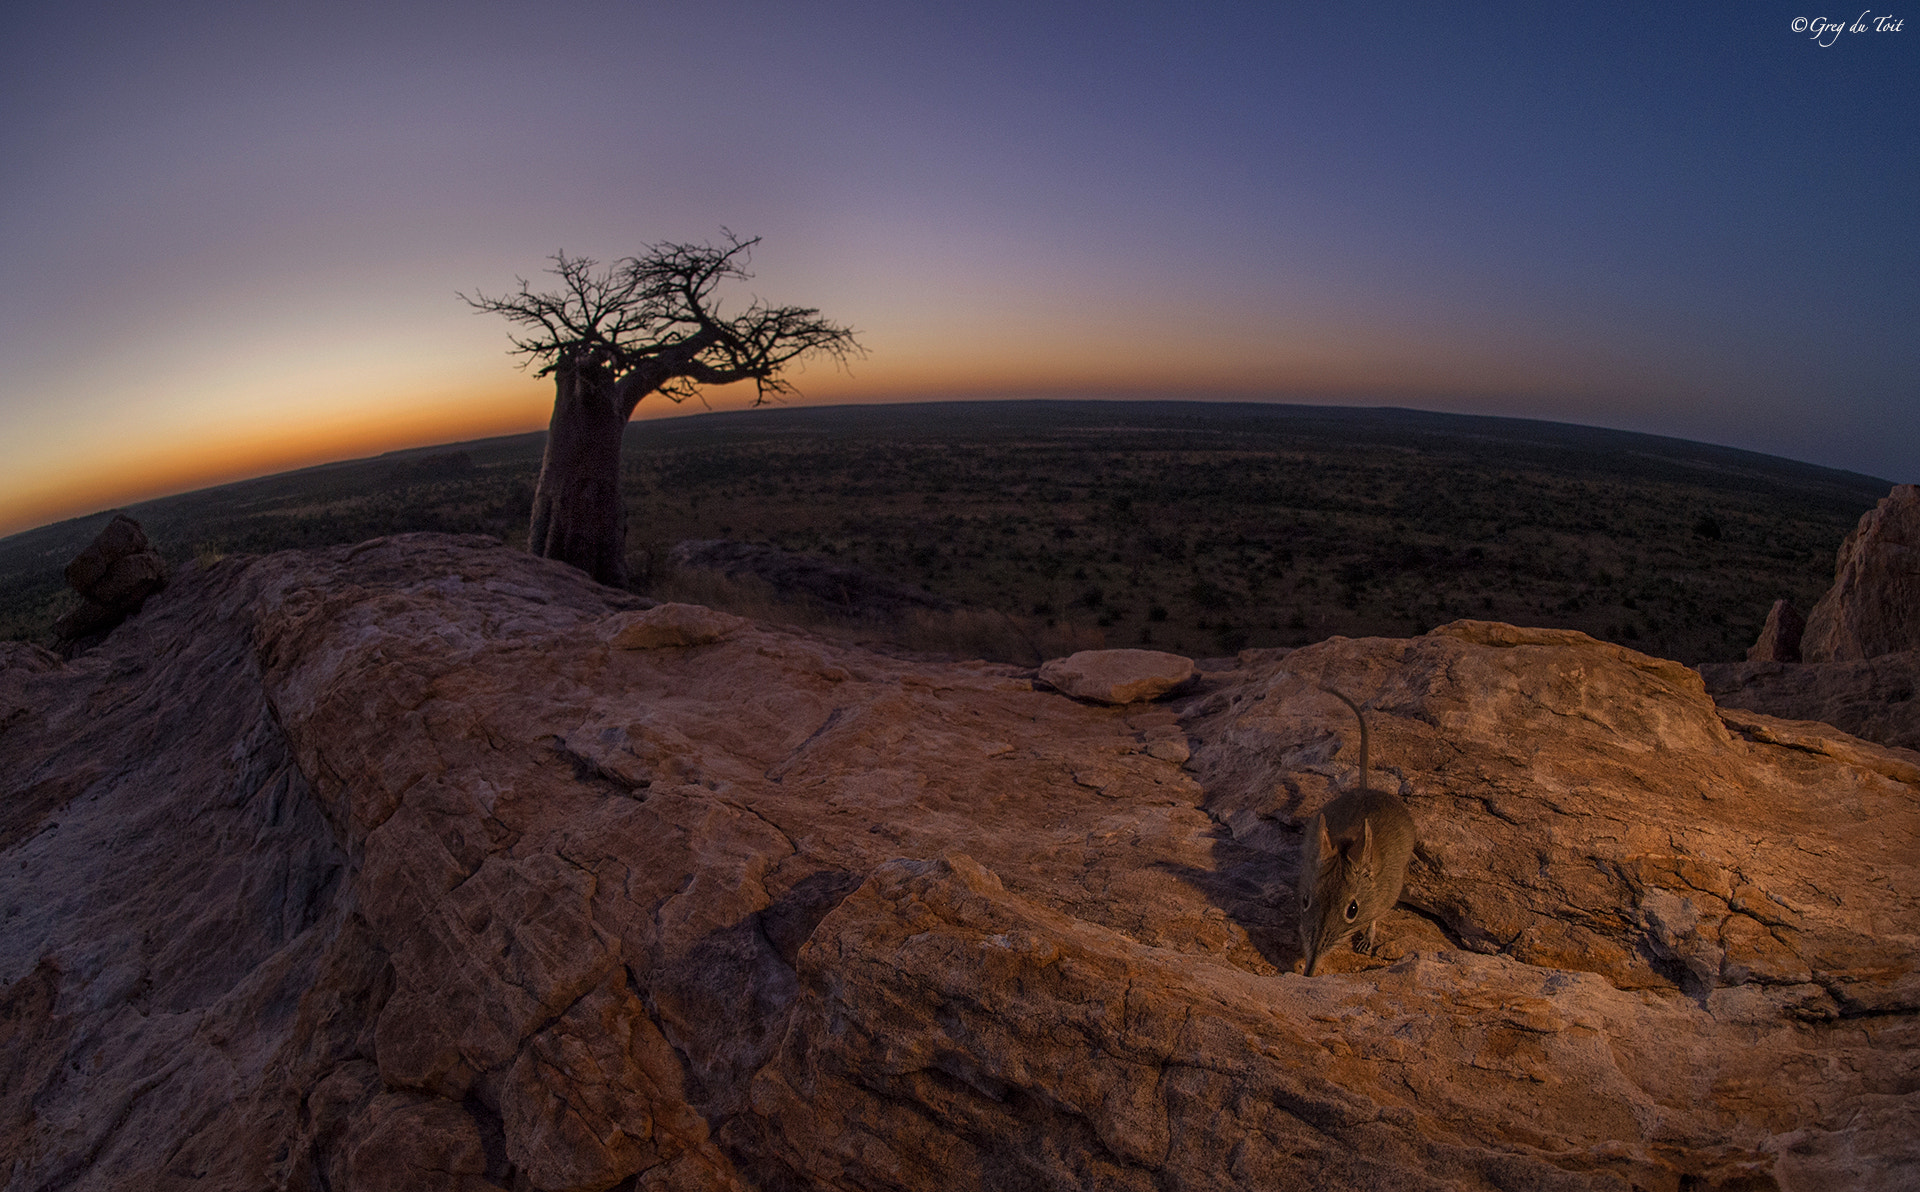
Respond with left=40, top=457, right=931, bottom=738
left=0, top=401, right=1888, bottom=664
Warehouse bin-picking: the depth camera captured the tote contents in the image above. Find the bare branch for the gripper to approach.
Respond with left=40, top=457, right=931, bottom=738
left=466, top=234, right=861, bottom=409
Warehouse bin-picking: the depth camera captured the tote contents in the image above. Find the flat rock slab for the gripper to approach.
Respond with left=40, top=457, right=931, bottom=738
left=604, top=601, right=751, bottom=648
left=1699, top=650, right=1920, bottom=752
left=1038, top=648, right=1196, bottom=704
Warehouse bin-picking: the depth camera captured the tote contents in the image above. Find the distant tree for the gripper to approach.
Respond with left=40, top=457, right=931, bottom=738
left=464, top=233, right=859, bottom=586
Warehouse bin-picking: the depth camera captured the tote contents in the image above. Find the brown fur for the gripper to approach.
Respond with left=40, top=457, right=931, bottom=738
left=1296, top=690, right=1418, bottom=976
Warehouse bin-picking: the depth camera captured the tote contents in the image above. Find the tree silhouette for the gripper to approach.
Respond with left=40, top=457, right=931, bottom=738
left=464, top=233, right=859, bottom=586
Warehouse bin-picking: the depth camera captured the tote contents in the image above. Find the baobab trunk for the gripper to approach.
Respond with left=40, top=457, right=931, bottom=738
left=471, top=240, right=857, bottom=582
left=527, top=361, right=632, bottom=587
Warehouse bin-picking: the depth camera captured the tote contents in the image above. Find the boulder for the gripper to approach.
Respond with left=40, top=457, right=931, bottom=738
left=61, top=512, right=155, bottom=592
left=2, top=539, right=1915, bottom=1191
left=1038, top=647, right=1196, bottom=704
left=1746, top=597, right=1805, bottom=662
left=51, top=513, right=168, bottom=644
left=1802, top=483, right=1920, bottom=661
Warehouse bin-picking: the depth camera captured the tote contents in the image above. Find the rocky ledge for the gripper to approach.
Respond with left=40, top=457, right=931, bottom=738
left=1, top=534, right=1914, bottom=1191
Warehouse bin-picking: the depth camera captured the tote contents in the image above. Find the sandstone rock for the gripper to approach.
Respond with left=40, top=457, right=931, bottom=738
left=52, top=512, right=169, bottom=644
left=1038, top=647, right=1196, bottom=704
left=1712, top=704, right=1920, bottom=785
left=0, top=641, right=63, bottom=674
left=604, top=601, right=751, bottom=649
left=61, top=512, right=155, bottom=592
left=1746, top=597, right=1805, bottom=662
left=90, top=548, right=170, bottom=608
left=2, top=540, right=1914, bottom=1191
left=347, top=1093, right=498, bottom=1192
left=50, top=596, right=125, bottom=641
left=1802, top=483, right=1920, bottom=662
left=1698, top=650, right=1920, bottom=752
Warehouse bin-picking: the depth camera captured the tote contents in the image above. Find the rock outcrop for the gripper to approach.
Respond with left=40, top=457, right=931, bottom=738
left=50, top=513, right=168, bottom=645
left=1746, top=598, right=1805, bottom=663
left=1713, top=485, right=1920, bottom=747
left=2, top=534, right=1915, bottom=1191
left=1802, top=483, right=1920, bottom=662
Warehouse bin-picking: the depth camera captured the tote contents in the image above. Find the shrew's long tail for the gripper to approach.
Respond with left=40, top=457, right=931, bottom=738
left=1322, top=687, right=1369, bottom=790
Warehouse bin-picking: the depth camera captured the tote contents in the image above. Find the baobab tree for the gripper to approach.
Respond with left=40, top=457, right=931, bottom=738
left=464, top=233, right=859, bottom=586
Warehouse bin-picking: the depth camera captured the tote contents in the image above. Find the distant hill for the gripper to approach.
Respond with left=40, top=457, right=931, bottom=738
left=0, top=400, right=1891, bottom=663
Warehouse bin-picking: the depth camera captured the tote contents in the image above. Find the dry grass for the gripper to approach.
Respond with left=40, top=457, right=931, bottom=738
left=615, top=403, right=1884, bottom=665
left=647, top=563, right=1104, bottom=665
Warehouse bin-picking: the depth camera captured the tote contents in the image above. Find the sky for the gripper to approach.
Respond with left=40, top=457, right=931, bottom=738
left=1, top=2, right=1914, bottom=537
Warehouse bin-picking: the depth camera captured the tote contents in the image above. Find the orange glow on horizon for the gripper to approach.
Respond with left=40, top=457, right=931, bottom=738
left=755, top=337, right=1655, bottom=412
left=2, top=345, right=1650, bottom=541
left=0, top=382, right=551, bottom=539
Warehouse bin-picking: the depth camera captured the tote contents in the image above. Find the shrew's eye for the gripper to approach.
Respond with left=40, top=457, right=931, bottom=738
left=1300, top=895, right=1311, bottom=909
left=1344, top=900, right=1359, bottom=922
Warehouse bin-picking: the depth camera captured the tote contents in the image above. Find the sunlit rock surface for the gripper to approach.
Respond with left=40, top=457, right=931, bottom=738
left=2, top=534, right=1914, bottom=1191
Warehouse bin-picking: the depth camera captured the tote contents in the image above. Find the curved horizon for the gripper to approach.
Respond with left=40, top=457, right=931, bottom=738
left=3, top=5, right=1913, bottom=538
left=4, top=389, right=1896, bottom=543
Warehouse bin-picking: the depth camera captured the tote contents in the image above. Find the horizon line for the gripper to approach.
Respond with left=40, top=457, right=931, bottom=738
left=0, top=389, right=1895, bottom=541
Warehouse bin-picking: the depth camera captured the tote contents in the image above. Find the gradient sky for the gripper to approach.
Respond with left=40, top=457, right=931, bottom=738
left=2, top=2, right=1914, bottom=537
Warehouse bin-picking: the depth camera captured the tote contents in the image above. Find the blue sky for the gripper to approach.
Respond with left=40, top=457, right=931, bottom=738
left=1, top=1, right=1913, bottom=534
